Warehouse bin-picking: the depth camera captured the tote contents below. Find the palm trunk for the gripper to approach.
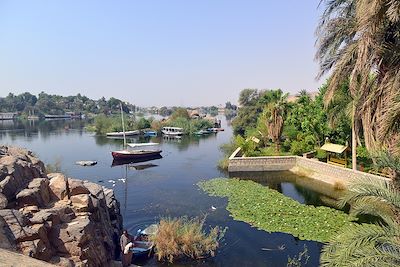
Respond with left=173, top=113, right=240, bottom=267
left=352, top=108, right=357, bottom=170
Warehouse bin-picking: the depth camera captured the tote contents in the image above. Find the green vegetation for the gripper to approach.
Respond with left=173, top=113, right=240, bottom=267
left=316, top=0, right=400, bottom=169
left=149, top=216, right=226, bottom=263
left=315, top=1, right=400, bottom=263
left=0, top=92, right=134, bottom=117
left=198, top=178, right=356, bottom=242
left=320, top=177, right=400, bottom=266
left=88, top=114, right=153, bottom=135
left=165, top=108, right=213, bottom=135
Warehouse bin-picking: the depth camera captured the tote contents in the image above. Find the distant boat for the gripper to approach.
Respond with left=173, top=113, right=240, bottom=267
left=161, top=127, right=183, bottom=136
left=207, top=127, right=224, bottom=132
left=194, top=129, right=212, bottom=135
left=106, top=130, right=140, bottom=137
left=143, top=130, right=157, bottom=137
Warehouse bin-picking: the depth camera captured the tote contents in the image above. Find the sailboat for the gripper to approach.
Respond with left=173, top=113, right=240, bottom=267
left=111, top=104, right=162, bottom=160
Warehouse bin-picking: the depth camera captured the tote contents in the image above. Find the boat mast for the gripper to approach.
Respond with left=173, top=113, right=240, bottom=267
left=120, top=103, right=127, bottom=148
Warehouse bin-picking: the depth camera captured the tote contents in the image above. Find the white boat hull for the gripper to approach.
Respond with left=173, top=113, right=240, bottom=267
left=106, top=130, right=140, bottom=137
left=161, top=130, right=183, bottom=136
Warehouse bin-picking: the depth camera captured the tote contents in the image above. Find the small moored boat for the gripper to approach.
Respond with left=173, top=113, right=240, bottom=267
left=111, top=104, right=162, bottom=161
left=194, top=129, right=212, bottom=135
left=112, top=143, right=162, bottom=160
left=106, top=130, right=140, bottom=137
left=161, top=127, right=183, bottom=136
left=130, top=224, right=158, bottom=259
left=143, top=130, right=157, bottom=137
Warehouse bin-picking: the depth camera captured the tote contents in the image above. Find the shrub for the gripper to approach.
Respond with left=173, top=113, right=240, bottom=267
left=290, top=135, right=316, bottom=155
left=149, top=216, right=226, bottom=263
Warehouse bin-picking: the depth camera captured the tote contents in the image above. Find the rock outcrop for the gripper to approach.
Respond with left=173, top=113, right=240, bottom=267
left=0, top=146, right=123, bottom=267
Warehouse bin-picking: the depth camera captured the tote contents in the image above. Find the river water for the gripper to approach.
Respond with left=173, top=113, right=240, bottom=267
left=0, top=117, right=324, bottom=267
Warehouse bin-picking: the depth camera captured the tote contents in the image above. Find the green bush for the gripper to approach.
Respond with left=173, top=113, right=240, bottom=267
left=290, top=135, right=316, bottom=155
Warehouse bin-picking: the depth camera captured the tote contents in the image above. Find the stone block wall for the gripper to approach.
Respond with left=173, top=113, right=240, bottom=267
left=295, top=157, right=388, bottom=181
left=228, top=156, right=296, bottom=172
left=228, top=150, right=388, bottom=182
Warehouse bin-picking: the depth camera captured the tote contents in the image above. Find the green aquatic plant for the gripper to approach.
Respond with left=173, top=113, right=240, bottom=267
left=149, top=216, right=226, bottom=263
left=198, top=178, right=356, bottom=242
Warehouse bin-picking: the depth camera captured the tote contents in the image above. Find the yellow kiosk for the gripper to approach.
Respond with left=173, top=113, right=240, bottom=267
left=320, top=143, right=348, bottom=168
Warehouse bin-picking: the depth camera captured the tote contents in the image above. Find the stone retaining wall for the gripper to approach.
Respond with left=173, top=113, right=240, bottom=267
left=295, top=156, right=387, bottom=181
left=228, top=148, right=388, bottom=182
left=228, top=156, right=296, bottom=172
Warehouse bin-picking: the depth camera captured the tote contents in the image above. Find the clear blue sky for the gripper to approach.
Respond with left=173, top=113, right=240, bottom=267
left=0, top=1, right=323, bottom=106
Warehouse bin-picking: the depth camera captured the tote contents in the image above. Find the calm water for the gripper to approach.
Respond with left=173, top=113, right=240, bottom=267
left=0, top=117, right=325, bottom=267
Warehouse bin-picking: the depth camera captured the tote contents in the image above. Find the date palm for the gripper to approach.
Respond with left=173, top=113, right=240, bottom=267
left=264, top=92, right=288, bottom=152
left=316, top=0, right=400, bottom=168
left=320, top=177, right=400, bottom=266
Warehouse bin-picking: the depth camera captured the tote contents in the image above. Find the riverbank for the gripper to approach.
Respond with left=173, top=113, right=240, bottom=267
left=0, top=146, right=123, bottom=266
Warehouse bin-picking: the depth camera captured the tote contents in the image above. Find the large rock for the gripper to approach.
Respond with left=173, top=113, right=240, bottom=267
left=48, top=174, right=69, bottom=201
left=0, top=146, right=123, bottom=267
left=16, top=188, right=43, bottom=208
left=0, top=215, right=15, bottom=250
left=0, top=193, right=7, bottom=209
left=0, top=146, right=46, bottom=200
left=68, top=179, right=90, bottom=196
left=70, top=194, right=93, bottom=213
left=28, top=178, right=51, bottom=204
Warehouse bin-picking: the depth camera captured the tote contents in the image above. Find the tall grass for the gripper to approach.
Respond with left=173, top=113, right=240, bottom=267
left=149, top=216, right=226, bottom=263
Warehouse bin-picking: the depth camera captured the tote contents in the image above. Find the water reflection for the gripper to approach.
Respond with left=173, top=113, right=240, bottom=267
left=111, top=154, right=163, bottom=167
left=229, top=171, right=345, bottom=208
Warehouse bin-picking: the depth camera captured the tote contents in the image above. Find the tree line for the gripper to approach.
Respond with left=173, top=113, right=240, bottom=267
left=0, top=92, right=135, bottom=117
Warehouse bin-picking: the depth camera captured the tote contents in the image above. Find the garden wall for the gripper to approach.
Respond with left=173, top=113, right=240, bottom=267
left=228, top=148, right=389, bottom=184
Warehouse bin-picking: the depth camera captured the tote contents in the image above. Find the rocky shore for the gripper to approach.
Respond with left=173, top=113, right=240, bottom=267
left=0, top=146, right=123, bottom=266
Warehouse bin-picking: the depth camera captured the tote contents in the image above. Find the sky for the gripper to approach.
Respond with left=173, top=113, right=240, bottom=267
left=0, top=1, right=324, bottom=107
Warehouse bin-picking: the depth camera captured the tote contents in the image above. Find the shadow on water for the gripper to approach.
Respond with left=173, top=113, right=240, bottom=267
left=229, top=171, right=346, bottom=208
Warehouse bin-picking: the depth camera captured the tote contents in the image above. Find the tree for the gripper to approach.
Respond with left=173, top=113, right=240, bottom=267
left=170, top=108, right=190, bottom=120
left=238, top=89, right=259, bottom=106
left=316, top=0, right=400, bottom=168
left=264, top=92, right=288, bottom=152
left=321, top=177, right=400, bottom=266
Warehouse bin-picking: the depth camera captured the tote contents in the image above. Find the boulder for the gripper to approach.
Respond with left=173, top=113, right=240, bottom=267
left=29, top=209, right=60, bottom=225
left=0, top=215, right=15, bottom=250
left=16, top=188, right=44, bottom=208
left=83, top=181, right=103, bottom=198
left=20, top=205, right=40, bottom=215
left=0, top=209, right=39, bottom=242
left=49, top=173, right=69, bottom=200
left=50, top=256, right=75, bottom=267
left=28, top=178, right=51, bottom=205
left=68, top=178, right=90, bottom=196
left=0, top=193, right=8, bottom=209
left=0, top=146, right=123, bottom=267
left=0, top=147, right=46, bottom=200
left=70, top=194, right=93, bottom=213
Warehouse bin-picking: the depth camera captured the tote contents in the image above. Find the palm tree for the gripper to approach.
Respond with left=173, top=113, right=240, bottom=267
left=320, top=177, right=400, bottom=266
left=374, top=151, right=400, bottom=185
left=316, top=0, right=400, bottom=168
left=264, top=92, right=288, bottom=152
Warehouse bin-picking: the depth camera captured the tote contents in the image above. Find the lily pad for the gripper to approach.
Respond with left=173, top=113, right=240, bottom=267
left=198, top=178, right=356, bottom=243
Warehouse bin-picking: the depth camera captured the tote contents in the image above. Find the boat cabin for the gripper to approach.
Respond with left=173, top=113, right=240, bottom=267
left=161, top=127, right=184, bottom=136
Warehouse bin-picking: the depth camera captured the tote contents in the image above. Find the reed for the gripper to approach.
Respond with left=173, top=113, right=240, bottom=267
left=149, top=216, right=225, bottom=263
